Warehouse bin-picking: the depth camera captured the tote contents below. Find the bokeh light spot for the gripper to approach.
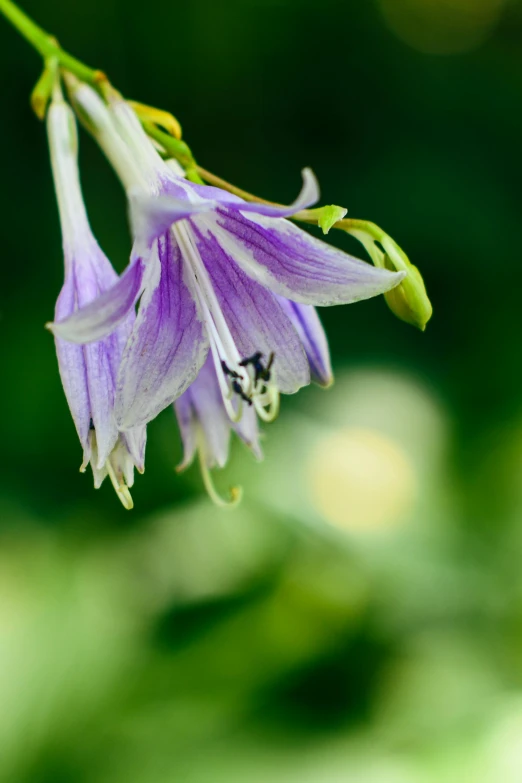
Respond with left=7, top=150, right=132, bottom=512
left=377, top=0, right=506, bottom=54
left=308, top=427, right=417, bottom=533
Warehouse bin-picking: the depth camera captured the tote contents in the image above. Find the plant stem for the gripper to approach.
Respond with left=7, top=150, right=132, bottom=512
left=195, top=166, right=327, bottom=224
left=195, top=166, right=276, bottom=205
left=0, top=0, right=102, bottom=85
left=141, top=121, right=197, bottom=169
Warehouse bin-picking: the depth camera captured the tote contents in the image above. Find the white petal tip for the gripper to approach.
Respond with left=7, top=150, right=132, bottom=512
left=175, top=459, right=192, bottom=474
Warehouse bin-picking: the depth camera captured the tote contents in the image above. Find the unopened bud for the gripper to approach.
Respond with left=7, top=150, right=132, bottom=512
left=334, top=219, right=432, bottom=331
left=380, top=236, right=432, bottom=331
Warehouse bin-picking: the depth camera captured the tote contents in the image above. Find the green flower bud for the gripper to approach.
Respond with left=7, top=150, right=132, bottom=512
left=381, top=241, right=432, bottom=331
left=334, top=219, right=432, bottom=331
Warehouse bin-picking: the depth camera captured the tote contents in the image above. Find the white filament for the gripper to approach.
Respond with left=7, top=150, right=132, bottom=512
left=173, top=222, right=257, bottom=420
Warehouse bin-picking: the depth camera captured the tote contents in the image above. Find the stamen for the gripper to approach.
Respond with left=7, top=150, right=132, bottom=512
left=198, top=449, right=242, bottom=509
left=106, top=453, right=134, bottom=510
left=174, top=222, right=254, bottom=412
left=254, top=385, right=280, bottom=423
left=173, top=222, right=281, bottom=426
left=232, top=379, right=253, bottom=405
left=221, top=360, right=242, bottom=380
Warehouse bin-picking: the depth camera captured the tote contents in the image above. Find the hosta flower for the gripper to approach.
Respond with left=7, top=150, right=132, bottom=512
left=51, top=84, right=404, bottom=444
left=47, top=92, right=146, bottom=508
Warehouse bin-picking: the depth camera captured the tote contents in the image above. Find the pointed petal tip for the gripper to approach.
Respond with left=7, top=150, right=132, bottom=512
left=250, top=443, right=264, bottom=462
left=175, top=456, right=193, bottom=474
left=315, top=372, right=334, bottom=390
left=233, top=166, right=320, bottom=219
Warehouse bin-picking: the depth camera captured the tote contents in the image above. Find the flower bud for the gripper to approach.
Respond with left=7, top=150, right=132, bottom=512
left=380, top=236, right=432, bottom=331
left=334, top=219, right=432, bottom=331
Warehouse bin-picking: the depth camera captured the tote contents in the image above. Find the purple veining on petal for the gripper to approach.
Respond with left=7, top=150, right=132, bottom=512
left=179, top=355, right=232, bottom=469
left=186, top=184, right=244, bottom=206
left=210, top=209, right=405, bottom=306
left=278, top=298, right=333, bottom=388
left=174, top=391, right=198, bottom=470
left=72, top=244, right=126, bottom=466
left=54, top=273, right=92, bottom=456
left=191, top=218, right=310, bottom=395
left=115, top=230, right=209, bottom=430
left=175, top=353, right=263, bottom=470
left=129, top=188, right=218, bottom=249
left=51, top=253, right=147, bottom=344
left=188, top=169, right=318, bottom=218
left=48, top=92, right=146, bottom=496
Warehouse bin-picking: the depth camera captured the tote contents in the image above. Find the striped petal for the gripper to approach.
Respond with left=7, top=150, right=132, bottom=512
left=115, top=231, right=208, bottom=430
left=209, top=209, right=405, bottom=306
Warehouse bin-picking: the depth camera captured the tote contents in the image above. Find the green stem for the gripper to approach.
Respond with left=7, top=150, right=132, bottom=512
left=196, top=166, right=276, bottom=205
left=141, top=121, right=197, bottom=169
left=0, top=0, right=102, bottom=84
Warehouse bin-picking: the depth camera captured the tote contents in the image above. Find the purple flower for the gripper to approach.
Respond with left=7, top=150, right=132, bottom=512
left=47, top=94, right=146, bottom=508
left=51, top=86, right=404, bottom=442
left=48, top=85, right=405, bottom=510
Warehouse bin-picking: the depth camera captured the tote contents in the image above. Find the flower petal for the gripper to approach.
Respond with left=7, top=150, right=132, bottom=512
left=175, top=358, right=231, bottom=470
left=115, top=231, right=209, bottom=430
left=54, top=276, right=91, bottom=457
left=175, top=354, right=263, bottom=469
left=191, top=220, right=310, bottom=394
left=188, top=168, right=319, bottom=218
left=122, top=426, right=147, bottom=473
left=233, top=404, right=263, bottom=461
left=210, top=210, right=405, bottom=306
left=174, top=392, right=199, bottom=471
left=278, top=298, right=333, bottom=388
left=231, top=168, right=319, bottom=218
left=129, top=188, right=218, bottom=249
left=49, top=254, right=147, bottom=344
left=83, top=338, right=119, bottom=468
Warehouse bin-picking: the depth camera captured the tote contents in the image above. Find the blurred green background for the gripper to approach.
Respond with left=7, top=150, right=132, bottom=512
left=2, top=0, right=522, bottom=780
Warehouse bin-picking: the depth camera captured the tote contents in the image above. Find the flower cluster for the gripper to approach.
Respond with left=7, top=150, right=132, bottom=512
left=46, top=77, right=412, bottom=508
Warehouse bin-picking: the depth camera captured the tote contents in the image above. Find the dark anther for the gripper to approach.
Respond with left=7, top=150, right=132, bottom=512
left=262, top=352, right=275, bottom=383
left=240, top=351, right=275, bottom=384
left=239, top=351, right=263, bottom=368
left=232, top=379, right=253, bottom=405
left=221, top=360, right=241, bottom=380
left=89, top=418, right=95, bottom=431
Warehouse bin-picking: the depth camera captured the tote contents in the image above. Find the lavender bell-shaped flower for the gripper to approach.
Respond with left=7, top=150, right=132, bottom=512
left=47, top=90, right=146, bottom=508
left=51, top=84, right=404, bottom=448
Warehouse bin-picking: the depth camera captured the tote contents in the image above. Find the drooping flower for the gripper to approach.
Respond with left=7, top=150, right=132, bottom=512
left=47, top=90, right=146, bottom=508
left=50, top=84, right=405, bottom=443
